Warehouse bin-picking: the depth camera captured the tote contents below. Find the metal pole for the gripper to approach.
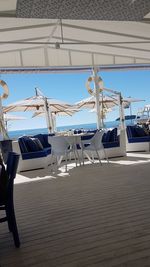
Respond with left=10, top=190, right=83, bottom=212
left=129, top=102, right=133, bottom=124
left=52, top=113, right=57, bottom=132
left=93, top=67, right=102, bottom=130
left=118, top=93, right=125, bottom=130
left=43, top=97, right=54, bottom=133
left=35, top=87, right=54, bottom=133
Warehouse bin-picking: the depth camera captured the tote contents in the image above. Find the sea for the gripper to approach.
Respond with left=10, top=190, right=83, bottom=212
left=8, top=120, right=135, bottom=140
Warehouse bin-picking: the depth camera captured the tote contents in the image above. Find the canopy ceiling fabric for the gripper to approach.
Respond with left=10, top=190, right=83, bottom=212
left=0, top=1, right=149, bottom=72
left=16, top=0, right=150, bottom=21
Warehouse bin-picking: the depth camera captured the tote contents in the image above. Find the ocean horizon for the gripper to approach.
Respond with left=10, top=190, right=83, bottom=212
left=8, top=120, right=134, bottom=139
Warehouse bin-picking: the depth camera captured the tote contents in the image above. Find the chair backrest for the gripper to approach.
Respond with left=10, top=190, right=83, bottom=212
left=6, top=152, right=20, bottom=204
left=49, top=136, right=70, bottom=156
left=90, top=130, right=105, bottom=149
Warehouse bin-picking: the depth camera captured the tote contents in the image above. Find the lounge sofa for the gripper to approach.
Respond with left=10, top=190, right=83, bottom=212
left=12, top=134, right=53, bottom=172
left=126, top=125, right=150, bottom=152
left=102, top=128, right=126, bottom=158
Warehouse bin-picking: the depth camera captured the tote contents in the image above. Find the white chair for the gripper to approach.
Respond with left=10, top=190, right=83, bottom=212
left=48, top=136, right=73, bottom=172
left=64, top=135, right=83, bottom=166
left=81, top=131, right=108, bottom=164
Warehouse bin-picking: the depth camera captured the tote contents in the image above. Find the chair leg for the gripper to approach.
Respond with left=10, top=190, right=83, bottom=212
left=103, top=148, right=109, bottom=163
left=91, top=152, right=95, bottom=163
left=50, top=154, right=54, bottom=171
left=65, top=153, right=68, bottom=172
left=11, top=213, right=20, bottom=248
left=6, top=206, right=20, bottom=248
left=6, top=208, right=13, bottom=232
left=80, top=144, right=84, bottom=165
left=95, top=149, right=102, bottom=165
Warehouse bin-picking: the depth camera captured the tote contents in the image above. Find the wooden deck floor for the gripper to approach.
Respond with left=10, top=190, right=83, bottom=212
left=1, top=153, right=150, bottom=267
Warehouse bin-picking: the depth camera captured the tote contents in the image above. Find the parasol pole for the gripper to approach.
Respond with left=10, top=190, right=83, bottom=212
left=43, top=97, right=54, bottom=134
left=118, top=92, right=125, bottom=130
left=93, top=67, right=102, bottom=130
left=52, top=113, right=57, bottom=132
left=35, top=87, right=54, bottom=133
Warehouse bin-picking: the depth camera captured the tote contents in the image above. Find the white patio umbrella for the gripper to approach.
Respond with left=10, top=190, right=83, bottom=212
left=76, top=95, right=144, bottom=128
left=3, top=88, right=72, bottom=133
left=76, top=95, right=119, bottom=110
left=76, top=95, right=144, bottom=109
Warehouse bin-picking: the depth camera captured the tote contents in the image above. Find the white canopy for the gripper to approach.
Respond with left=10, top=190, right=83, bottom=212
left=0, top=1, right=149, bottom=71
left=3, top=96, right=71, bottom=113
left=76, top=95, right=144, bottom=109
left=3, top=91, right=72, bottom=133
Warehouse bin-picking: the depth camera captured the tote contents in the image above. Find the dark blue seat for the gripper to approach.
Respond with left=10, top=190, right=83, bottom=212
left=103, top=141, right=120, bottom=148
left=33, top=134, right=53, bottom=148
left=18, top=135, right=51, bottom=160
left=0, top=152, right=20, bottom=248
left=126, top=126, right=150, bottom=143
left=102, top=128, right=119, bottom=148
left=22, top=150, right=48, bottom=160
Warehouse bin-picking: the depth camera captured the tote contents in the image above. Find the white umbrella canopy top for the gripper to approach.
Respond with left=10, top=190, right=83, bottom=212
left=75, top=95, right=118, bottom=110
left=3, top=89, right=72, bottom=133
left=75, top=95, right=144, bottom=110
left=3, top=95, right=72, bottom=113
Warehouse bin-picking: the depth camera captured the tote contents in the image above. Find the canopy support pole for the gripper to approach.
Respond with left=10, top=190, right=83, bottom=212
left=93, top=67, right=103, bottom=130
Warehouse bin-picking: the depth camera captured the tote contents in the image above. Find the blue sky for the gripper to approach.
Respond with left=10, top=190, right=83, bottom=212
left=1, top=69, right=150, bottom=131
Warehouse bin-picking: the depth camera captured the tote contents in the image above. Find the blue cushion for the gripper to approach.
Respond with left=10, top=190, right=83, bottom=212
left=128, top=136, right=150, bottom=143
left=25, top=137, right=42, bottom=152
left=22, top=150, right=47, bottom=160
left=103, top=141, right=120, bottom=148
left=43, top=147, right=51, bottom=155
left=131, top=126, right=138, bottom=137
left=74, top=129, right=82, bottom=134
left=102, top=133, right=107, bottom=143
left=109, top=128, right=118, bottom=142
left=18, top=137, right=28, bottom=153
left=44, top=134, right=53, bottom=147
left=87, top=130, right=97, bottom=134
left=105, top=130, right=111, bottom=143
left=134, top=127, right=147, bottom=137
left=127, top=126, right=142, bottom=138
left=126, top=126, right=132, bottom=138
left=81, top=134, right=94, bottom=141
left=31, top=138, right=44, bottom=150
left=33, top=134, right=47, bottom=148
